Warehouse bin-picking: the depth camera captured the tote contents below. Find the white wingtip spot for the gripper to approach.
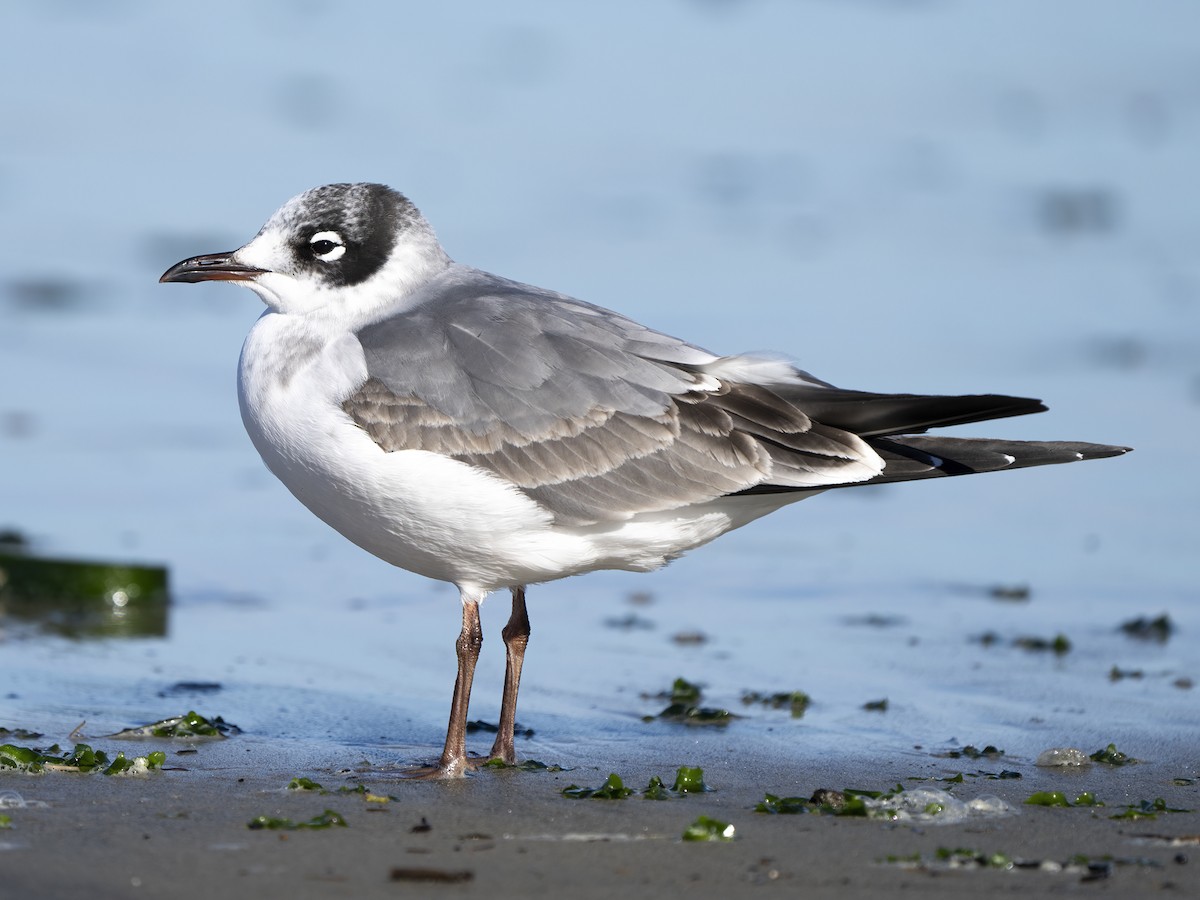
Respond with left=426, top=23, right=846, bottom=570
left=1003, top=454, right=1016, bottom=464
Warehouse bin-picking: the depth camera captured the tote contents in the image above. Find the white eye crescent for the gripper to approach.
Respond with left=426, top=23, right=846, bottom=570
left=309, top=230, right=346, bottom=262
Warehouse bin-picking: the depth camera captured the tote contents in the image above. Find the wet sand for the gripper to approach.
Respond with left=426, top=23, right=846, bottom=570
left=2, top=573, right=1196, bottom=898
left=2, top=733, right=1197, bottom=899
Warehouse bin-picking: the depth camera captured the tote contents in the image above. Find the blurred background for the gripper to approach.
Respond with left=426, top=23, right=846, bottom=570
left=0, top=1, right=1196, bottom=763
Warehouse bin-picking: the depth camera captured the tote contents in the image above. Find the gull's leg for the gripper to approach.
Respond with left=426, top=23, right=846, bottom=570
left=485, top=585, right=531, bottom=765
left=432, top=593, right=484, bottom=777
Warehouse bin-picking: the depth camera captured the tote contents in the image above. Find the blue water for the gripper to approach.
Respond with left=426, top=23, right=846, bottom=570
left=1, top=1, right=1197, bottom=772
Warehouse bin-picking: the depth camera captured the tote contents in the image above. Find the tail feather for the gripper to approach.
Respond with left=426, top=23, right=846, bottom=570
left=729, top=385, right=1130, bottom=498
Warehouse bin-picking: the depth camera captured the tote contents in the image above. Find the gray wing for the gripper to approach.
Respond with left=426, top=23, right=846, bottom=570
left=342, top=267, right=878, bottom=525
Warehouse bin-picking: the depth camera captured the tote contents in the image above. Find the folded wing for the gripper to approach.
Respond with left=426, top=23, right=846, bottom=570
left=343, top=268, right=1127, bottom=525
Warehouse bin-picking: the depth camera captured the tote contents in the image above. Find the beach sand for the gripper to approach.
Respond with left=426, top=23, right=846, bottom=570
left=3, top=732, right=1196, bottom=899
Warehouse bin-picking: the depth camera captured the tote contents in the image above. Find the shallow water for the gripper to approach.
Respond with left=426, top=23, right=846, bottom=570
left=1, top=1, right=1197, bottom=774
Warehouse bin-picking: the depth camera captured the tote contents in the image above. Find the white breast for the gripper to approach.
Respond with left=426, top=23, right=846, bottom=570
left=235, top=312, right=620, bottom=592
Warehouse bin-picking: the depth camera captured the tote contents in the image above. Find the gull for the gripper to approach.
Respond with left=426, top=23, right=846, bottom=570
left=160, top=182, right=1129, bottom=777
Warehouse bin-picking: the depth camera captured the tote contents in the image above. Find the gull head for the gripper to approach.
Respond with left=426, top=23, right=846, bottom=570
left=160, top=183, right=450, bottom=317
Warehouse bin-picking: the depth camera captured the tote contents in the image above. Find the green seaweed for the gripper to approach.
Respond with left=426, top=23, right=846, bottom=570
left=1089, top=743, right=1137, bottom=766
left=642, top=775, right=673, bottom=800
left=1109, top=798, right=1191, bottom=820
left=643, top=766, right=711, bottom=800
left=0, top=550, right=168, bottom=638
left=848, top=785, right=904, bottom=800
left=562, top=772, right=634, bottom=800
left=0, top=744, right=43, bottom=771
left=934, top=847, right=1013, bottom=868
left=287, top=777, right=326, bottom=792
left=649, top=704, right=736, bottom=725
left=940, top=744, right=1003, bottom=759
left=0, top=551, right=167, bottom=604
left=827, top=788, right=904, bottom=818
left=480, top=758, right=564, bottom=772
left=835, top=796, right=877, bottom=818
left=1025, top=791, right=1070, bottom=807
left=681, top=815, right=735, bottom=841
left=926, top=768, right=1017, bottom=781
left=1014, top=633, right=1072, bottom=654
left=643, top=678, right=736, bottom=726
left=565, top=766, right=709, bottom=800
left=1025, top=791, right=1105, bottom=808
left=0, top=742, right=165, bottom=775
left=741, top=690, right=811, bottom=718
left=668, top=678, right=702, bottom=705
left=754, top=793, right=811, bottom=815
left=756, top=785, right=931, bottom=819
left=672, top=765, right=709, bottom=794
left=109, top=710, right=237, bottom=740
left=0, top=728, right=43, bottom=742
left=247, top=809, right=347, bottom=830
left=1109, top=807, right=1153, bottom=821
left=100, top=750, right=166, bottom=776
left=1119, top=614, right=1174, bottom=642
left=1109, top=665, right=1144, bottom=681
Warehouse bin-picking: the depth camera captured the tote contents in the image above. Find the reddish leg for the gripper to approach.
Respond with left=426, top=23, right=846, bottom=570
left=403, top=594, right=483, bottom=779
left=488, top=585, right=530, bottom=765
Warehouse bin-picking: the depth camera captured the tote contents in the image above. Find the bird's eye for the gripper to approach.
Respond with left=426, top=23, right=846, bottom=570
left=308, top=230, right=346, bottom=262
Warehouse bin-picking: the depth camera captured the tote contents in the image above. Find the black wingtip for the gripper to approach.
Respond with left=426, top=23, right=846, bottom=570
left=1080, top=444, right=1133, bottom=460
